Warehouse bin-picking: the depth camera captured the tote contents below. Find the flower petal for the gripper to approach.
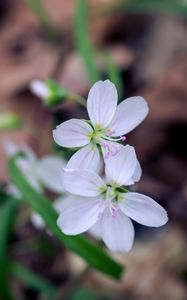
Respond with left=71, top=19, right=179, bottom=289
left=57, top=197, right=102, bottom=235
left=53, top=196, right=66, bottom=213
left=125, top=159, right=142, bottom=185
left=87, top=80, right=117, bottom=128
left=109, top=96, right=149, bottom=136
left=53, top=119, right=93, bottom=148
left=119, top=192, right=168, bottom=227
left=63, top=169, right=105, bottom=197
left=132, top=159, right=142, bottom=182
left=105, top=145, right=137, bottom=186
left=66, top=144, right=102, bottom=173
left=88, top=220, right=102, bottom=239
left=36, top=155, right=66, bottom=193
left=100, top=140, right=124, bottom=162
left=101, top=209, right=134, bottom=252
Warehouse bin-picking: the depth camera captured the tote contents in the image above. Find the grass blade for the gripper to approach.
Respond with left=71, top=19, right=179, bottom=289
left=0, top=197, right=18, bottom=300
left=10, top=260, right=57, bottom=296
left=75, top=0, right=101, bottom=84
left=100, top=0, right=187, bottom=18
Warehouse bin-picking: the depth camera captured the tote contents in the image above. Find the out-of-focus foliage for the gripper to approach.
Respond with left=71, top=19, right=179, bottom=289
left=75, top=0, right=101, bottom=84
left=0, top=113, right=22, bottom=131
left=0, top=196, right=18, bottom=300
left=70, top=287, right=107, bottom=300
left=22, top=0, right=60, bottom=44
left=103, top=0, right=187, bottom=17
left=8, top=155, right=124, bottom=279
left=103, top=51, right=123, bottom=99
left=10, top=260, right=57, bottom=296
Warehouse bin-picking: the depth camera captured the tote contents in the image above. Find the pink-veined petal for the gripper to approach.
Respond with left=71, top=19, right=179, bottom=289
left=66, top=144, right=102, bottom=173
left=101, top=209, right=134, bottom=252
left=63, top=169, right=105, bottom=197
left=100, top=140, right=124, bottom=162
left=87, top=80, right=117, bottom=128
left=36, top=155, right=66, bottom=193
left=53, top=119, right=93, bottom=148
left=119, top=192, right=168, bottom=227
left=100, top=141, right=141, bottom=185
left=105, top=145, right=137, bottom=186
left=57, top=197, right=103, bottom=235
left=109, top=96, right=149, bottom=136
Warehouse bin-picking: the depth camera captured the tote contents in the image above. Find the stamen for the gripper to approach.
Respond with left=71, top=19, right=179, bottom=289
left=120, top=135, right=126, bottom=141
left=107, top=130, right=115, bottom=137
left=101, top=134, right=127, bottom=143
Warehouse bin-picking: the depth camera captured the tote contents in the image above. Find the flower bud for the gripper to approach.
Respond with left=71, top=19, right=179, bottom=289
left=30, top=79, right=68, bottom=106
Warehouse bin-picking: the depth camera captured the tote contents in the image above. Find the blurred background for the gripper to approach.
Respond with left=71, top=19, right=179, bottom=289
left=0, top=0, right=187, bottom=299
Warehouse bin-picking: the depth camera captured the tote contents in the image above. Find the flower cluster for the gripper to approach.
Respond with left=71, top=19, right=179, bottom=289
left=52, top=80, right=168, bottom=252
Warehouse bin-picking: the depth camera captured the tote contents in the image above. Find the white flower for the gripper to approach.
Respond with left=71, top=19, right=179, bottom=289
left=57, top=145, right=168, bottom=252
left=4, top=141, right=66, bottom=193
left=53, top=80, right=149, bottom=171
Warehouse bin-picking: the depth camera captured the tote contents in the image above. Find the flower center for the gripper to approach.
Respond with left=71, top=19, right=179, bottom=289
left=99, top=186, right=128, bottom=218
left=88, top=123, right=126, bottom=145
left=88, top=125, right=105, bottom=143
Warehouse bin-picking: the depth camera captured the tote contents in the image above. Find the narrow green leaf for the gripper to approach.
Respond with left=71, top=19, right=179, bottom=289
left=8, top=157, right=124, bottom=279
left=0, top=197, right=18, bottom=300
left=75, top=0, right=101, bottom=84
left=103, top=51, right=123, bottom=99
left=10, top=260, right=56, bottom=295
